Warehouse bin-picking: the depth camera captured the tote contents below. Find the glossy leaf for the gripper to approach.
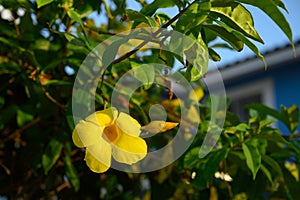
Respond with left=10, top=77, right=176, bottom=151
left=231, top=27, right=266, bottom=68
left=238, top=0, right=293, bottom=45
left=126, top=9, right=157, bottom=28
left=242, top=139, right=262, bottom=179
left=67, top=9, right=82, bottom=24
left=210, top=1, right=263, bottom=43
left=175, top=1, right=211, bottom=33
left=185, top=35, right=209, bottom=81
left=131, top=63, right=155, bottom=89
left=203, top=24, right=244, bottom=51
left=42, top=138, right=63, bottom=174
left=36, top=0, right=54, bottom=8
left=208, top=48, right=221, bottom=61
left=140, top=0, right=176, bottom=16
left=272, top=0, right=289, bottom=12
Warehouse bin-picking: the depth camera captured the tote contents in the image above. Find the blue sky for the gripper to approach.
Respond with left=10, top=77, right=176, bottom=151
left=93, top=0, right=300, bottom=67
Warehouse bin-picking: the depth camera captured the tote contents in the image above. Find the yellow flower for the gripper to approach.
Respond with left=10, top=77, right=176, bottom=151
left=72, top=107, right=147, bottom=173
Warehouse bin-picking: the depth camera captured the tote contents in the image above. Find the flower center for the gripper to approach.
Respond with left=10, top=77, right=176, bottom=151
left=103, top=125, right=119, bottom=143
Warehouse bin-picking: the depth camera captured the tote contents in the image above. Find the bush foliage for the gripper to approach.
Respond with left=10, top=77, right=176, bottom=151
left=0, top=0, right=299, bottom=199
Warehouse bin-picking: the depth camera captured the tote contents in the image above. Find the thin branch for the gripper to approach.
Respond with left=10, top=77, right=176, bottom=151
left=95, top=1, right=194, bottom=104
left=42, top=86, right=66, bottom=109
left=4, top=117, right=41, bottom=143
left=112, top=3, right=191, bottom=66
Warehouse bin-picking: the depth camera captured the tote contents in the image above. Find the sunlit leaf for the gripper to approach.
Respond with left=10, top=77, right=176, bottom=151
left=203, top=24, right=244, bottom=51
left=67, top=9, right=82, bottom=24
left=131, top=63, right=155, bottom=89
left=238, top=0, right=293, bottom=46
left=140, top=0, right=176, bottom=16
left=175, top=1, right=211, bottom=33
left=208, top=48, right=221, bottom=61
left=36, top=0, right=54, bottom=8
left=210, top=1, right=263, bottom=43
left=126, top=9, right=157, bottom=28
left=185, top=34, right=209, bottom=81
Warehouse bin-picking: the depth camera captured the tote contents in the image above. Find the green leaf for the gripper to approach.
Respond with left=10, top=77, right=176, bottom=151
left=64, top=154, right=80, bottom=191
left=131, top=63, right=155, bottom=90
left=175, top=1, right=211, bottom=33
left=192, top=148, right=229, bottom=190
left=168, top=32, right=195, bottom=56
left=230, top=29, right=266, bottom=69
left=210, top=2, right=263, bottom=43
left=238, top=0, right=293, bottom=45
left=184, top=147, right=201, bottom=168
left=140, top=0, right=176, bottom=16
left=235, top=123, right=249, bottom=132
left=208, top=48, right=221, bottom=61
left=260, top=164, right=273, bottom=184
left=214, top=21, right=265, bottom=66
left=42, top=138, right=63, bottom=174
left=248, top=104, right=299, bottom=133
left=126, top=9, right=157, bottom=27
left=185, top=34, right=209, bottom=81
left=64, top=33, right=76, bottom=42
left=16, top=109, right=34, bottom=127
left=271, top=0, right=288, bottom=13
left=280, top=105, right=299, bottom=133
left=36, top=0, right=54, bottom=8
left=203, top=24, right=244, bottom=51
left=67, top=9, right=82, bottom=24
left=242, top=139, right=262, bottom=179
left=247, top=103, right=282, bottom=119
left=154, top=13, right=171, bottom=25
left=262, top=155, right=283, bottom=177
left=30, top=39, right=51, bottom=51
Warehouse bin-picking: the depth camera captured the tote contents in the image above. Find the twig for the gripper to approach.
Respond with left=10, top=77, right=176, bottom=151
left=42, top=86, right=66, bottom=109
left=112, top=3, right=192, bottom=66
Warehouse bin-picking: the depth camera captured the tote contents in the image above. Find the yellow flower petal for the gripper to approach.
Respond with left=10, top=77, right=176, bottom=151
left=72, top=129, right=84, bottom=148
left=116, top=112, right=141, bottom=137
left=85, top=141, right=112, bottom=173
left=112, top=132, right=147, bottom=165
left=85, top=150, right=110, bottom=173
left=72, top=120, right=102, bottom=147
left=86, top=107, right=118, bottom=128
